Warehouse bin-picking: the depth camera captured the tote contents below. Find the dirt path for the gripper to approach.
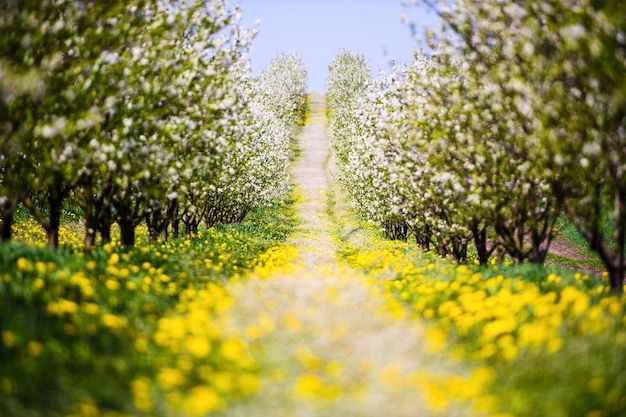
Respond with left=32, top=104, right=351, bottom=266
left=286, top=93, right=337, bottom=268
left=221, top=94, right=468, bottom=417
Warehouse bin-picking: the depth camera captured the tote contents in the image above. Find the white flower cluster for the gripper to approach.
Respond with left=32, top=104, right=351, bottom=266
left=0, top=0, right=307, bottom=247
left=330, top=0, right=626, bottom=288
left=258, top=53, right=308, bottom=130
left=323, top=31, right=552, bottom=264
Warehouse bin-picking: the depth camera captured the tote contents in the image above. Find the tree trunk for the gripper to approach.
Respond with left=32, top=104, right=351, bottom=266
left=97, top=202, right=113, bottom=245
left=160, top=220, right=170, bottom=241
left=1, top=212, right=13, bottom=241
left=100, top=224, right=111, bottom=245
left=147, top=210, right=161, bottom=242
left=451, top=236, right=468, bottom=264
left=606, top=263, right=624, bottom=295
left=0, top=195, right=21, bottom=241
left=415, top=225, right=432, bottom=252
left=183, top=213, right=199, bottom=236
left=119, top=220, right=135, bottom=247
left=383, top=219, right=409, bottom=241
left=471, top=222, right=490, bottom=265
left=437, top=235, right=449, bottom=257
left=47, top=183, right=63, bottom=249
left=172, top=219, right=180, bottom=239
left=84, top=213, right=97, bottom=253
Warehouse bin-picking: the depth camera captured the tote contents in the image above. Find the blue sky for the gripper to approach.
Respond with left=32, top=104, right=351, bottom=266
left=236, top=0, right=439, bottom=92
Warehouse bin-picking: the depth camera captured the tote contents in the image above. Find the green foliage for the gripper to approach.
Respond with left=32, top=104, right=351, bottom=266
left=338, top=207, right=626, bottom=417
left=0, top=191, right=297, bottom=416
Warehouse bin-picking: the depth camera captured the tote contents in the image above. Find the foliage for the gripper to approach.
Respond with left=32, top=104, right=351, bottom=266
left=0, top=0, right=306, bottom=251
left=404, top=0, right=626, bottom=290
left=258, top=53, right=308, bottom=129
left=0, top=188, right=298, bottom=416
left=326, top=44, right=561, bottom=265
left=338, top=209, right=626, bottom=417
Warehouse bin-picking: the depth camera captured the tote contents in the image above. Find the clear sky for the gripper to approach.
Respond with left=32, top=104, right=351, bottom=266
left=236, top=0, right=439, bottom=92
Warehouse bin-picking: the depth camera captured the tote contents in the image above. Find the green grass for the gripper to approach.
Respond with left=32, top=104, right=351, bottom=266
left=336, top=202, right=626, bottom=417
left=0, top=193, right=298, bottom=417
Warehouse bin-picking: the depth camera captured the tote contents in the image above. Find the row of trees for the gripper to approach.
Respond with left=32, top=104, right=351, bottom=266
left=0, top=0, right=308, bottom=250
left=327, top=0, right=626, bottom=293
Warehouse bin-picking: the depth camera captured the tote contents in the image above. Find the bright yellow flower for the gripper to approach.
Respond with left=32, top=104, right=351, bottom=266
left=295, top=346, right=323, bottom=371
left=16, top=257, right=29, bottom=271
left=131, top=378, right=153, bottom=411
left=157, top=368, right=185, bottom=390
left=2, top=331, right=16, bottom=348
left=221, top=339, right=246, bottom=362
left=107, top=253, right=120, bottom=265
left=482, top=318, right=518, bottom=342
left=186, top=336, right=211, bottom=358
left=294, top=373, right=323, bottom=399
left=237, top=373, right=261, bottom=395
left=182, top=385, right=223, bottom=416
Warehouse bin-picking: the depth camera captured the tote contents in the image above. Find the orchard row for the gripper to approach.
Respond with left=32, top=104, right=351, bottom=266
left=0, top=0, right=307, bottom=250
left=327, top=0, right=626, bottom=292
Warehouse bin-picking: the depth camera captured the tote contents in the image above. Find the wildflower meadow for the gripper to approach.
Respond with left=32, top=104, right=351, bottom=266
left=2, top=0, right=626, bottom=416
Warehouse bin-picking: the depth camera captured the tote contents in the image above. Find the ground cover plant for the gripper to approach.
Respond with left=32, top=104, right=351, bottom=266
left=326, top=5, right=626, bottom=407
left=335, top=204, right=626, bottom=417
left=3, top=0, right=626, bottom=415
left=0, top=195, right=298, bottom=417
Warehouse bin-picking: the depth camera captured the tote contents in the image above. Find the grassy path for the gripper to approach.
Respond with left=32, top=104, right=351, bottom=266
left=219, top=94, right=470, bottom=417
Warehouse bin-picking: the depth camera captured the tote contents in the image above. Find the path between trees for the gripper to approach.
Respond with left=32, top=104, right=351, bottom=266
left=220, top=94, right=472, bottom=417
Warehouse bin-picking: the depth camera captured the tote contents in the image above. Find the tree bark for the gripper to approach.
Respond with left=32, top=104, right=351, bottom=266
left=415, top=224, right=432, bottom=252
left=119, top=220, right=135, bottom=247
left=47, top=184, right=62, bottom=249
left=0, top=195, right=21, bottom=241
left=84, top=211, right=97, bottom=253
left=471, top=221, right=491, bottom=265
left=172, top=219, right=180, bottom=239
left=1, top=212, right=13, bottom=241
left=437, top=235, right=449, bottom=257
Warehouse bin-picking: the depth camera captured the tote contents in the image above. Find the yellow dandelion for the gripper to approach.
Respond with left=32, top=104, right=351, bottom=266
left=107, top=253, right=120, bottom=265
left=75, top=400, right=100, bottom=417
left=295, top=346, right=322, bottom=371
left=284, top=315, right=303, bottom=332
left=182, top=385, right=223, bottom=416
left=31, top=278, right=45, bottom=291
left=423, top=383, right=449, bottom=413
left=220, top=339, right=245, bottom=362
left=157, top=368, right=185, bottom=390
left=35, top=261, right=47, bottom=274
left=2, top=330, right=16, bottom=348
left=325, top=361, right=344, bottom=378
left=245, top=324, right=262, bottom=339
left=482, top=318, right=518, bottom=341
left=186, top=336, right=211, bottom=358
left=425, top=327, right=447, bottom=353
left=16, top=257, right=29, bottom=271
left=294, top=373, right=323, bottom=399
left=104, top=279, right=120, bottom=291
left=131, top=377, right=153, bottom=412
